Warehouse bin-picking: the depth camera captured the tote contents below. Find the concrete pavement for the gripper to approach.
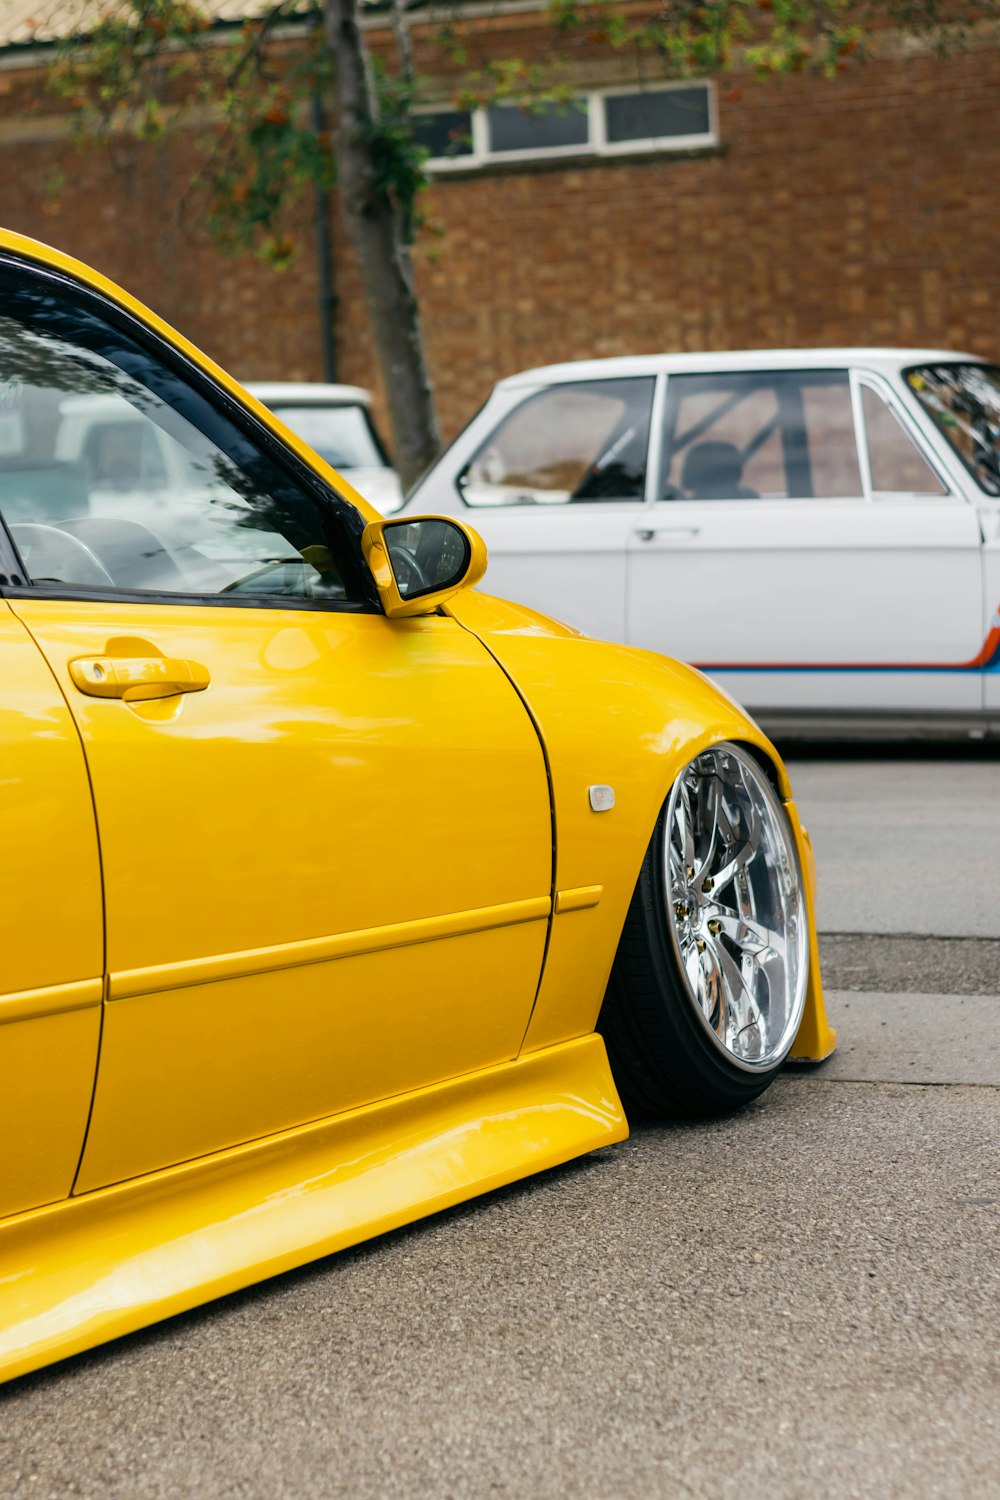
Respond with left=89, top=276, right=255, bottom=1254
left=818, top=989, right=1000, bottom=1086
left=786, top=754, right=1000, bottom=938
left=819, top=933, right=1000, bottom=995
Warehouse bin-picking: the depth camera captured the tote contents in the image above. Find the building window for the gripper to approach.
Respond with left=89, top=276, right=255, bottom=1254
left=603, top=85, right=711, bottom=150
left=487, top=99, right=589, bottom=155
left=414, top=81, right=716, bottom=172
left=412, top=108, right=474, bottom=162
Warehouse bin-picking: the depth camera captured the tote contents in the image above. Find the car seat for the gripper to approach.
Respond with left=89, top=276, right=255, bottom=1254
left=681, top=441, right=759, bottom=500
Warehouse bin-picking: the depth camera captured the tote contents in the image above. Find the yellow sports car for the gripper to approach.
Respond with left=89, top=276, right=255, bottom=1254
left=0, top=230, right=835, bottom=1383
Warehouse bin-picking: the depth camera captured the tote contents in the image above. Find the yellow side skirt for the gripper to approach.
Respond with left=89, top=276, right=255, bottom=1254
left=0, top=1034, right=627, bottom=1384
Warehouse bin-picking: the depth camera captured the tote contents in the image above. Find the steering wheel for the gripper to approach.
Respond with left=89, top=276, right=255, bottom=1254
left=9, top=523, right=115, bottom=588
left=385, top=542, right=428, bottom=597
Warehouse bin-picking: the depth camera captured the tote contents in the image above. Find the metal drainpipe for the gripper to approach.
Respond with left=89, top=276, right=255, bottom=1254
left=312, top=87, right=338, bottom=382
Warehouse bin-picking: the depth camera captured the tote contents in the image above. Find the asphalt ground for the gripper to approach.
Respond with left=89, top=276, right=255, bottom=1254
left=783, top=746, right=1000, bottom=938
left=1, top=752, right=997, bottom=1499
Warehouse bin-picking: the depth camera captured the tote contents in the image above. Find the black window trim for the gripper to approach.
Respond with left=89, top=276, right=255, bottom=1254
left=0, top=251, right=382, bottom=613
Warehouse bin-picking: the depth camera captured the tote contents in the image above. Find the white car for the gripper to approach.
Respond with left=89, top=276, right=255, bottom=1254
left=406, top=350, right=1000, bottom=736
left=245, top=382, right=403, bottom=515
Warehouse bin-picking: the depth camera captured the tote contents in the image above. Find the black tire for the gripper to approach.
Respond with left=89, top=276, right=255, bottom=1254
left=598, top=745, right=808, bottom=1119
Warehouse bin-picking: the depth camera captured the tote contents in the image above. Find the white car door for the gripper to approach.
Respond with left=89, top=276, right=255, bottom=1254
left=626, top=367, right=984, bottom=719
left=429, top=377, right=656, bottom=644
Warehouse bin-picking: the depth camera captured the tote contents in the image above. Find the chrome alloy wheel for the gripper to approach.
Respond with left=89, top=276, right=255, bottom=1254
left=664, top=743, right=808, bottom=1071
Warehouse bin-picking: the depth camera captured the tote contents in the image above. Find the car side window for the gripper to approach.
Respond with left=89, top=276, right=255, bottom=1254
left=458, top=378, right=654, bottom=507
left=859, top=383, right=947, bottom=496
left=661, top=371, right=863, bottom=500
left=0, top=268, right=368, bottom=604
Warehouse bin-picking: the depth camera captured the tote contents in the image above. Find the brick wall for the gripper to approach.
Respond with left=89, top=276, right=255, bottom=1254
left=0, top=37, right=996, bottom=445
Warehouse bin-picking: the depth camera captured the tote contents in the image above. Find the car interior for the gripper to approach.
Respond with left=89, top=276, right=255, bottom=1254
left=679, top=440, right=759, bottom=500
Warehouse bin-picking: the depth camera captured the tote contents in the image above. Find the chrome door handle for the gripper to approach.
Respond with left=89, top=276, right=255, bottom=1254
left=633, top=525, right=701, bottom=542
left=69, top=655, right=211, bottom=702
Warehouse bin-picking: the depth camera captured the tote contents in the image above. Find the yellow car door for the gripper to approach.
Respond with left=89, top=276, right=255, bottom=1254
left=0, top=256, right=552, bottom=1191
left=0, top=605, right=103, bottom=1219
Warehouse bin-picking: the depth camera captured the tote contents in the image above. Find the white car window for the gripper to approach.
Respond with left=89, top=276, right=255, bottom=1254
left=265, top=403, right=387, bottom=472
left=801, top=382, right=867, bottom=497
left=661, top=370, right=863, bottom=500
left=860, top=384, right=947, bottom=495
left=459, top=378, right=654, bottom=506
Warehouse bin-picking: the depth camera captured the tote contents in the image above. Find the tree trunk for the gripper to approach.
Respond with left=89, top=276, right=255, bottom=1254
left=325, top=0, right=441, bottom=492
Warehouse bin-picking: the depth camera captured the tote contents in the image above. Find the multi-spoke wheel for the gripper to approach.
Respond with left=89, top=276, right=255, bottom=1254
left=598, top=742, right=809, bottom=1117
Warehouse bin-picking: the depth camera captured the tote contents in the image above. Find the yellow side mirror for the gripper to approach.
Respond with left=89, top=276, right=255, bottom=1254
left=361, top=515, right=488, bottom=618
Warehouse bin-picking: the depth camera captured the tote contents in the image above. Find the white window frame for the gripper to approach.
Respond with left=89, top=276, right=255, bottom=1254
left=415, top=80, right=717, bottom=173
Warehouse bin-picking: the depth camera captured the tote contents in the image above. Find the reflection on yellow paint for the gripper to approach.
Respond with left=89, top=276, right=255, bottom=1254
left=262, top=626, right=325, bottom=673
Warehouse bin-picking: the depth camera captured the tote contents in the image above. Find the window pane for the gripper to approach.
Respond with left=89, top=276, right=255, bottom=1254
left=662, top=371, right=860, bottom=500
left=906, top=363, right=1000, bottom=496
left=460, top=378, right=654, bottom=506
left=0, top=273, right=364, bottom=602
left=605, top=86, right=710, bottom=144
left=800, top=381, right=863, bottom=496
left=487, top=101, right=588, bottom=154
left=413, top=109, right=474, bottom=161
left=861, top=385, right=946, bottom=494
left=663, top=375, right=784, bottom=499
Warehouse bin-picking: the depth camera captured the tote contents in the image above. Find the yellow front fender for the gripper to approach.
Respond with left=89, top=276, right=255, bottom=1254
left=446, top=590, right=836, bottom=1065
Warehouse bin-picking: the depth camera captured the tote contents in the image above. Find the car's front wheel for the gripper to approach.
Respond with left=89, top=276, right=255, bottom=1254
left=599, top=742, right=809, bottom=1118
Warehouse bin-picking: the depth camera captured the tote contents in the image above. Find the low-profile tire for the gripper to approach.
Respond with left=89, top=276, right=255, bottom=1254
left=598, top=741, right=809, bottom=1119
